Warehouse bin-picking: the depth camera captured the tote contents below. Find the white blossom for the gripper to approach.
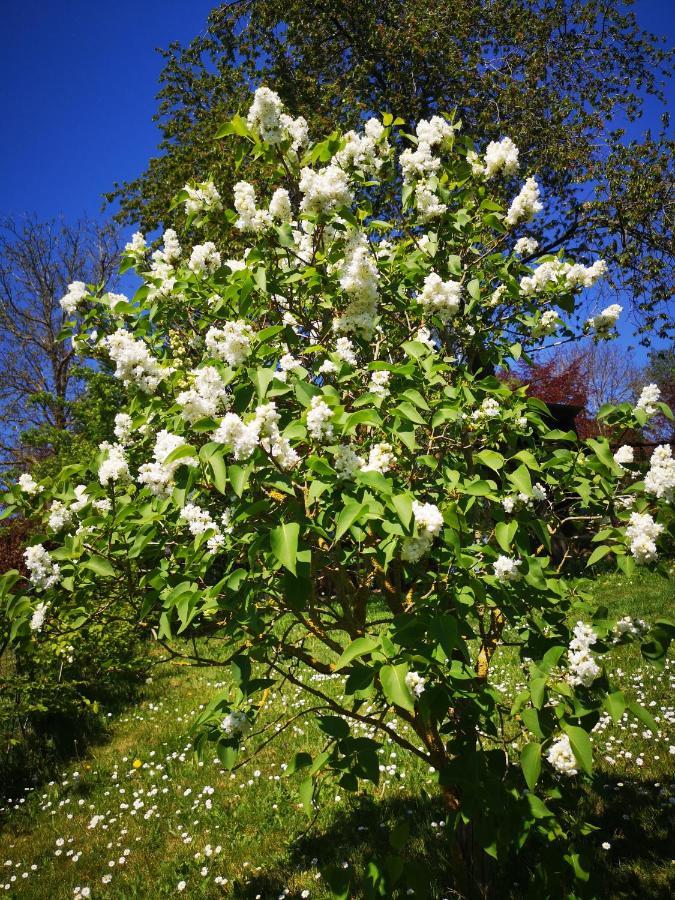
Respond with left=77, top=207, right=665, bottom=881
left=418, top=272, right=461, bottom=321
left=220, top=709, right=251, bottom=737
left=205, top=321, right=255, bottom=367
left=184, top=181, right=221, bottom=217
left=644, top=444, right=675, bottom=501
left=60, top=281, right=88, bottom=315
left=177, top=366, right=229, bottom=423
left=546, top=734, right=577, bottom=776
left=268, top=188, right=293, bottom=223
left=30, top=601, right=48, bottom=632
left=625, top=511, right=663, bottom=564
left=586, top=304, right=622, bottom=336
left=233, top=181, right=272, bottom=232
left=363, top=442, right=394, bottom=474
left=306, top=396, right=334, bottom=441
left=18, top=473, right=41, bottom=494
left=369, top=370, right=391, bottom=398
left=137, top=431, right=197, bottom=497
left=483, top=137, right=519, bottom=179
left=634, top=383, right=660, bottom=417
left=613, top=445, right=634, bottom=466
left=335, top=337, right=357, bottom=366
left=98, top=442, right=131, bottom=486
left=514, top=236, right=539, bottom=256
left=114, top=413, right=133, bottom=444
left=405, top=670, right=426, bottom=698
left=506, top=177, right=543, bottom=227
left=24, top=544, right=61, bottom=591
left=334, top=233, right=380, bottom=337
left=104, top=329, right=168, bottom=394
left=188, top=243, right=221, bottom=276
left=493, top=555, right=522, bottom=582
left=299, top=164, right=353, bottom=216
left=567, top=621, right=601, bottom=687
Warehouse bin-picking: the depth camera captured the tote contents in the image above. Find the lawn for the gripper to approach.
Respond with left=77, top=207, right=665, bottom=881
left=0, top=571, right=672, bottom=898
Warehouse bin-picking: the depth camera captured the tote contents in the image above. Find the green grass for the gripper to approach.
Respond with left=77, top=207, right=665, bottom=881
left=0, top=572, right=672, bottom=898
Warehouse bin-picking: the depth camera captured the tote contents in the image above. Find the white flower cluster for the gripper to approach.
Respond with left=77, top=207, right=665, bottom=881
left=333, top=442, right=393, bottom=480
left=334, top=232, right=380, bottom=337
left=306, top=396, right=334, bottom=441
left=212, top=402, right=299, bottom=470
left=179, top=503, right=226, bottom=553
left=644, top=445, right=675, bottom=501
left=369, top=370, right=391, bottom=398
left=48, top=500, right=73, bottom=533
left=183, top=181, right=221, bottom=217
left=104, top=329, right=168, bottom=394
left=626, top=511, right=663, bottom=564
left=546, top=734, right=577, bottom=776
left=98, top=442, right=130, bottom=486
left=514, top=236, right=539, bottom=256
left=400, top=117, right=454, bottom=219
left=472, top=397, right=501, bottom=421
left=418, top=272, right=461, bottom=321
left=220, top=709, right=251, bottom=737
left=634, top=383, right=660, bottom=417
left=233, top=181, right=272, bottom=232
left=493, top=555, right=522, bottom=582
left=30, top=601, right=48, bottom=632
left=124, top=232, right=146, bottom=258
left=71, top=484, right=89, bottom=514
left=567, top=621, right=601, bottom=687
left=520, top=258, right=607, bottom=296
left=481, top=137, right=520, bottom=179
left=205, top=321, right=255, bottom=367
left=299, top=164, right=353, bottom=216
left=24, top=544, right=61, bottom=591
left=335, top=337, right=357, bottom=366
left=613, top=445, right=634, bottom=467
left=60, top=281, right=88, bottom=316
left=402, top=500, right=443, bottom=562
left=502, top=482, right=547, bottom=513
left=177, top=366, right=229, bottom=424
left=405, top=670, right=426, bottom=698
left=146, top=230, right=179, bottom=302
left=400, top=116, right=454, bottom=181
left=335, top=118, right=389, bottom=174
left=534, top=309, right=560, bottom=337
left=188, top=242, right=221, bottom=276
left=114, top=413, right=133, bottom=444
left=612, top=615, right=647, bottom=641
left=269, top=188, right=292, bottom=222
left=18, top=473, right=42, bottom=494
left=505, top=177, right=543, bottom=227
left=246, top=87, right=308, bottom=152
left=138, top=431, right=197, bottom=497
left=586, top=304, right=622, bottom=336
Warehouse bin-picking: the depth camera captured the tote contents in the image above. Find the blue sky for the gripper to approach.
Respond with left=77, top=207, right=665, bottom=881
left=0, top=0, right=672, bottom=361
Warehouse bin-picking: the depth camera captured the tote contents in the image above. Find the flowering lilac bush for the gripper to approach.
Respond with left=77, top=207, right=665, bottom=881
left=2, top=89, right=673, bottom=892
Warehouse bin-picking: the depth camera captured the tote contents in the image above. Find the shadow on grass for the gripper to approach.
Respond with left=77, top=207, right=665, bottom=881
left=227, top=777, right=674, bottom=899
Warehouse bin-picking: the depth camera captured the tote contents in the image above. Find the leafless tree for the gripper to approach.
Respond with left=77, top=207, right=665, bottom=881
left=0, top=216, right=120, bottom=469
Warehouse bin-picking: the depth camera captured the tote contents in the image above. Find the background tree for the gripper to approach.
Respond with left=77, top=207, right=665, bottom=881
left=0, top=216, right=120, bottom=473
left=106, top=0, right=674, bottom=340
left=641, top=344, right=675, bottom=442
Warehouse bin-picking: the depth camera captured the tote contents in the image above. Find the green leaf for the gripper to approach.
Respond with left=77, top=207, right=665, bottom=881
left=507, top=464, right=532, bottom=496
left=391, top=494, right=413, bottom=530
left=529, top=677, right=546, bottom=710
left=628, top=700, right=658, bottom=733
left=495, top=520, right=517, bottom=553
left=521, top=742, right=542, bottom=791
left=604, top=691, right=626, bottom=724
left=335, top=502, right=367, bottom=542
left=380, top=663, right=415, bottom=712
left=393, top=402, right=426, bottom=425
left=270, top=522, right=300, bottom=575
left=476, top=449, right=505, bottom=472
left=298, top=777, right=314, bottom=815
left=335, top=636, right=379, bottom=670
left=587, top=544, right=612, bottom=567
left=562, top=724, right=593, bottom=774
left=83, top=556, right=116, bottom=578
left=208, top=454, right=227, bottom=494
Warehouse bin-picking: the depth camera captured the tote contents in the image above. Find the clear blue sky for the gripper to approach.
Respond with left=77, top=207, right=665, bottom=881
left=0, top=0, right=672, bottom=360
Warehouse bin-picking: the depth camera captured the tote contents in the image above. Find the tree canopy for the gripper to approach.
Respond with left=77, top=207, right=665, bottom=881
left=107, top=0, right=674, bottom=340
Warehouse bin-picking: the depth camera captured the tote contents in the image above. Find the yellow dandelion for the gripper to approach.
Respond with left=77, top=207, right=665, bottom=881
left=132, top=758, right=142, bottom=769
